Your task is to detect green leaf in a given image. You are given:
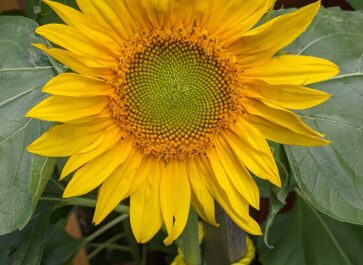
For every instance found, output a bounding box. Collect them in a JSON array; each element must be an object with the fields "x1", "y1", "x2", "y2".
[
  {"x1": 43, "y1": 220, "x2": 85, "y2": 265},
  {"x1": 177, "y1": 209, "x2": 201, "y2": 265},
  {"x1": 0, "y1": 16, "x2": 56, "y2": 235},
  {"x1": 283, "y1": 9, "x2": 363, "y2": 224},
  {"x1": 0, "y1": 203, "x2": 52, "y2": 265},
  {"x1": 257, "y1": 193, "x2": 363, "y2": 265},
  {"x1": 346, "y1": 0, "x2": 363, "y2": 10},
  {"x1": 30, "y1": 156, "x2": 56, "y2": 210}
]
